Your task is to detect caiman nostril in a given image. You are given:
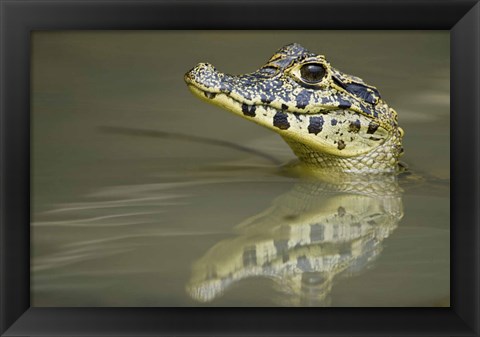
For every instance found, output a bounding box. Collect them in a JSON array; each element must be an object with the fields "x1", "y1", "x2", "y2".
[
  {"x1": 198, "y1": 62, "x2": 215, "y2": 70},
  {"x1": 192, "y1": 62, "x2": 217, "y2": 73}
]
